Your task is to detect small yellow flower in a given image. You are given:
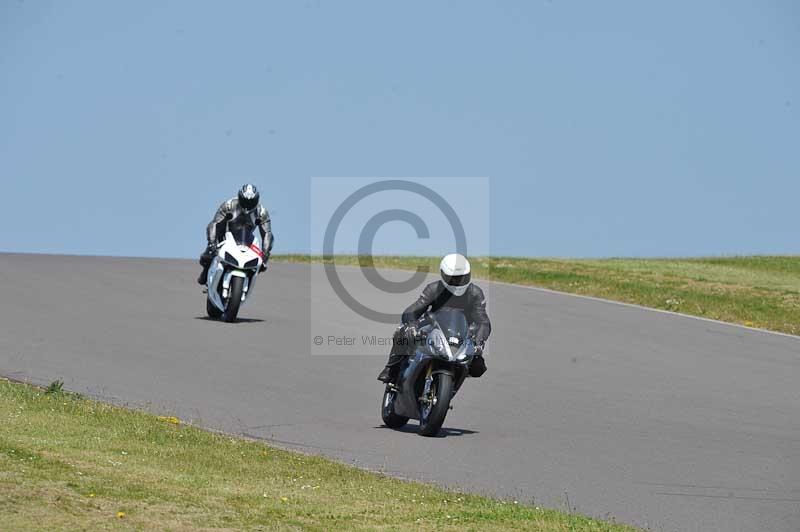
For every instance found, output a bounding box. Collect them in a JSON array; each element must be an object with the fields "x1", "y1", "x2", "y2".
[
  {"x1": 117, "y1": 511, "x2": 126, "y2": 518},
  {"x1": 280, "y1": 497, "x2": 288, "y2": 502},
  {"x1": 157, "y1": 416, "x2": 181, "y2": 425},
  {"x1": 88, "y1": 493, "x2": 95, "y2": 498}
]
